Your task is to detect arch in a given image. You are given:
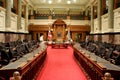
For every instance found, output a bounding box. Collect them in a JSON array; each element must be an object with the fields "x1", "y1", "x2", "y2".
[{"x1": 52, "y1": 18, "x2": 67, "y2": 28}]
